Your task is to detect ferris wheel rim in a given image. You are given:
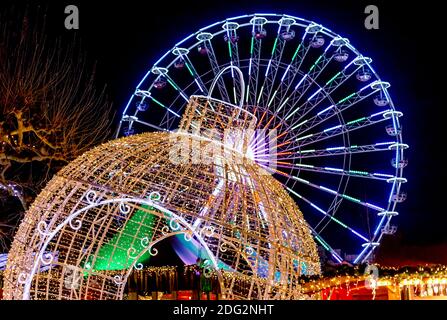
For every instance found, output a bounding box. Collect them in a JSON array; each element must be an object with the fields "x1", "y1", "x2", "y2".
[{"x1": 117, "y1": 12, "x2": 407, "y2": 264}]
